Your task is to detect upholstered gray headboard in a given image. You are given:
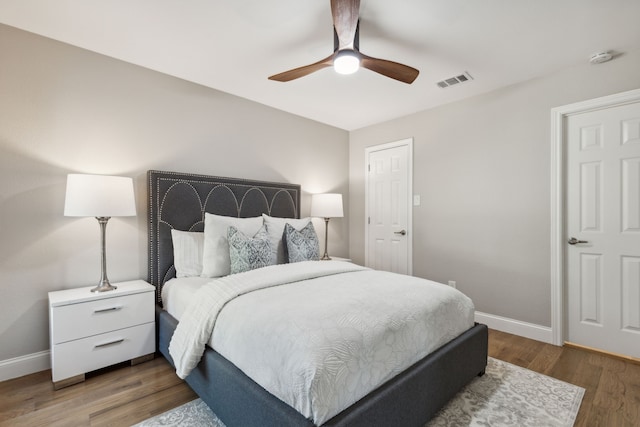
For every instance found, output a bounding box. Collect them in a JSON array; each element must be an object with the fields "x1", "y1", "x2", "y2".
[{"x1": 148, "y1": 170, "x2": 300, "y2": 302}]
